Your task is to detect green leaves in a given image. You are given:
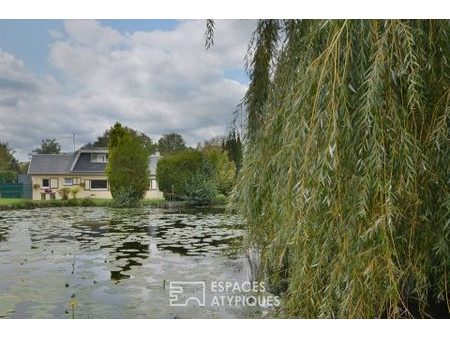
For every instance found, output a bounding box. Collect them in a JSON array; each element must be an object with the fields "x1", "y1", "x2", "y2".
[
  {"x1": 106, "y1": 123, "x2": 150, "y2": 207},
  {"x1": 245, "y1": 19, "x2": 281, "y2": 139},
  {"x1": 233, "y1": 20, "x2": 450, "y2": 318},
  {"x1": 156, "y1": 149, "x2": 217, "y2": 205},
  {"x1": 33, "y1": 138, "x2": 61, "y2": 154}
]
